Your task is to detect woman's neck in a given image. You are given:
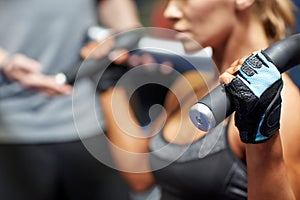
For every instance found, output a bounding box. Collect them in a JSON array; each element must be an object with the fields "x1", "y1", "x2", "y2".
[{"x1": 212, "y1": 13, "x2": 269, "y2": 73}]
